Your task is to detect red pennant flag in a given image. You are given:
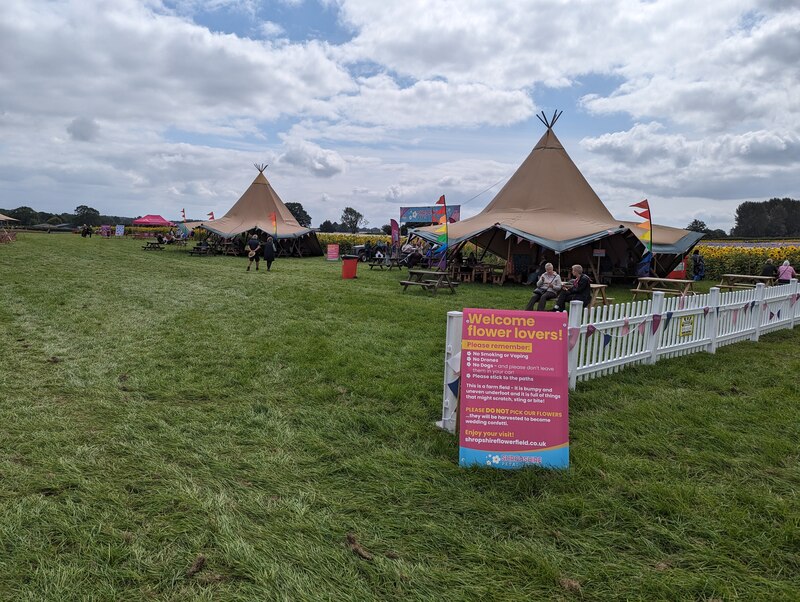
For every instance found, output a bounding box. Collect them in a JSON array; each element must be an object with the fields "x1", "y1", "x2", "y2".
[
  {"x1": 651, "y1": 314, "x2": 662, "y2": 334},
  {"x1": 630, "y1": 199, "x2": 650, "y2": 209},
  {"x1": 207, "y1": 211, "x2": 215, "y2": 220},
  {"x1": 586, "y1": 324, "x2": 597, "y2": 338},
  {"x1": 621, "y1": 317, "x2": 630, "y2": 336},
  {"x1": 436, "y1": 195, "x2": 445, "y2": 205},
  {"x1": 637, "y1": 321, "x2": 646, "y2": 335},
  {"x1": 181, "y1": 208, "x2": 186, "y2": 220},
  {"x1": 634, "y1": 209, "x2": 651, "y2": 219}
]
